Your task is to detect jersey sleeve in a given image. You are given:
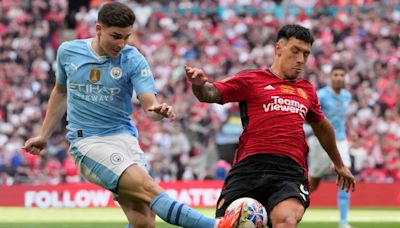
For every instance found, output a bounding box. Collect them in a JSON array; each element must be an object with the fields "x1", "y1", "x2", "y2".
[
  {"x1": 56, "y1": 43, "x2": 67, "y2": 85},
  {"x1": 213, "y1": 71, "x2": 251, "y2": 104},
  {"x1": 305, "y1": 85, "x2": 325, "y2": 123},
  {"x1": 130, "y1": 53, "x2": 156, "y2": 96}
]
